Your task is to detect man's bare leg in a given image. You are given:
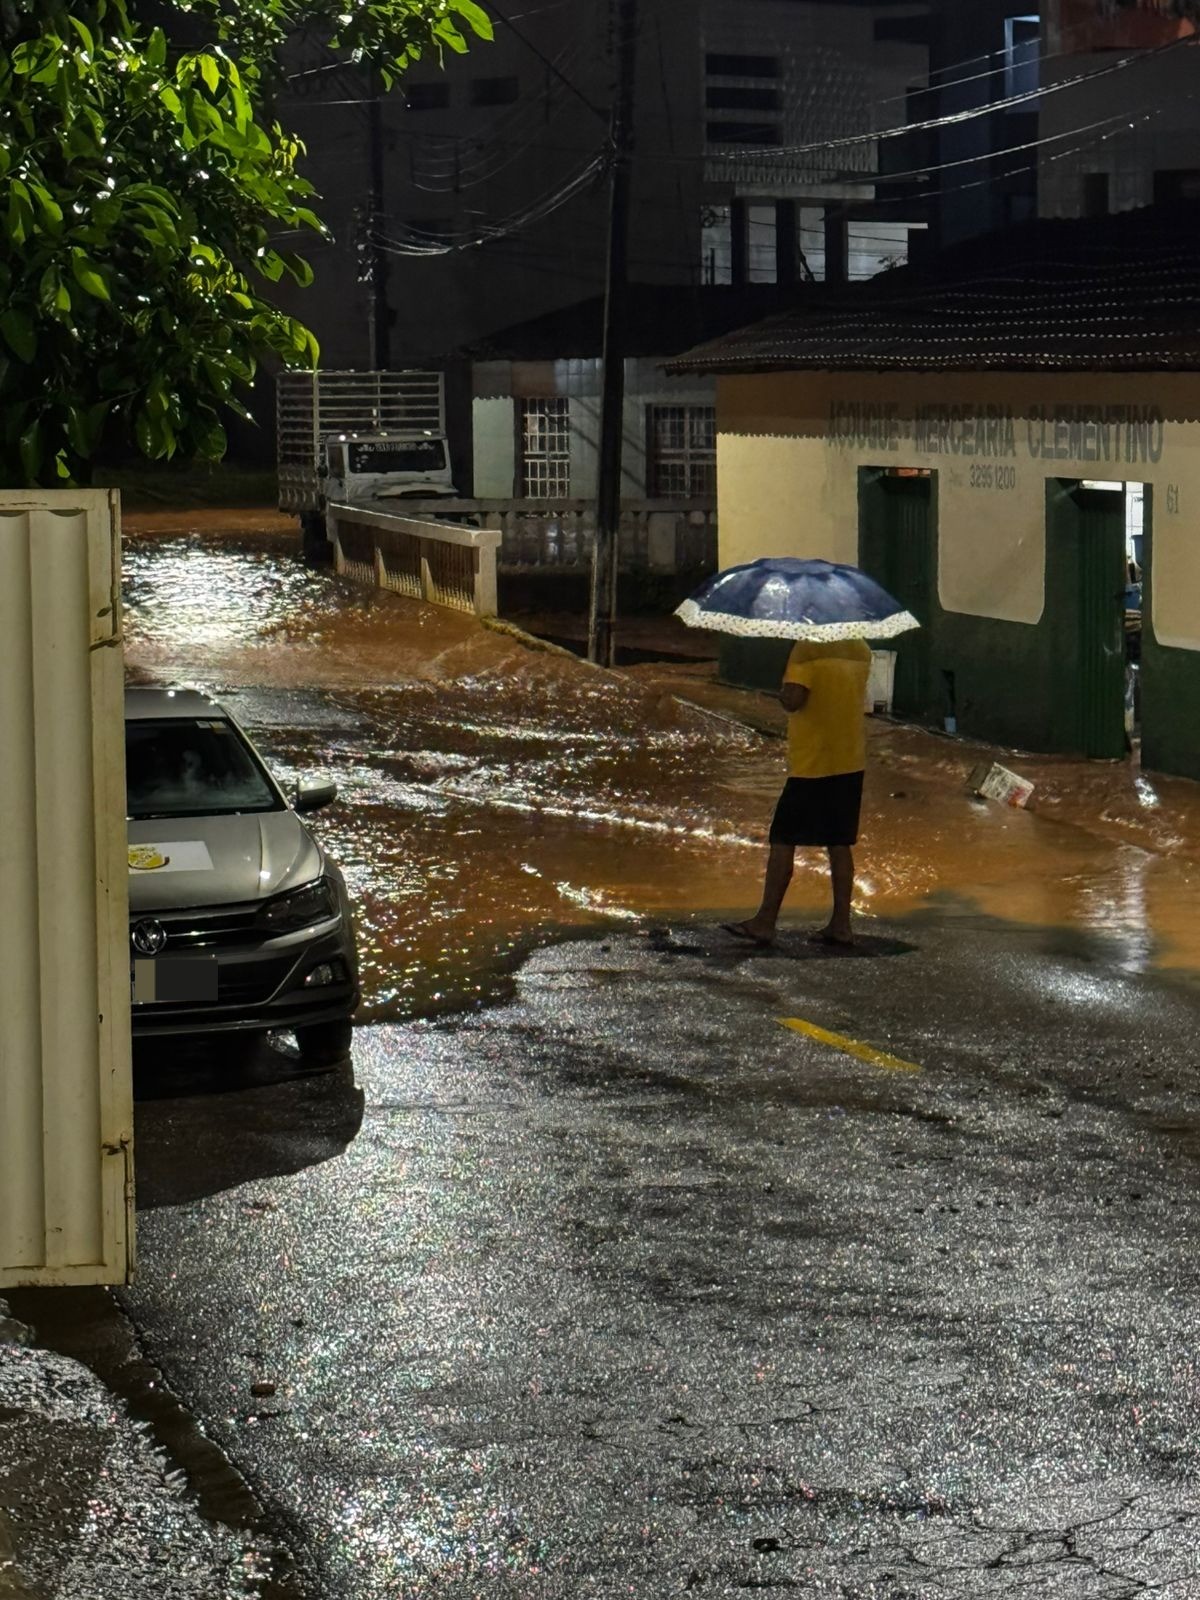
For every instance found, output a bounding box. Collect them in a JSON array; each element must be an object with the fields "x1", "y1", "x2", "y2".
[
  {"x1": 813, "y1": 845, "x2": 854, "y2": 945},
  {"x1": 726, "y1": 843, "x2": 795, "y2": 945}
]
